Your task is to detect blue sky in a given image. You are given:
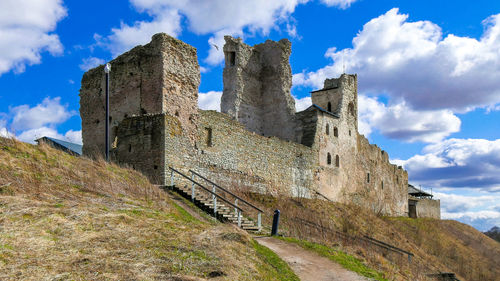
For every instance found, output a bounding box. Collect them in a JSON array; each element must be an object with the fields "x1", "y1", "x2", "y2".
[{"x1": 1, "y1": 0, "x2": 499, "y2": 231}]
